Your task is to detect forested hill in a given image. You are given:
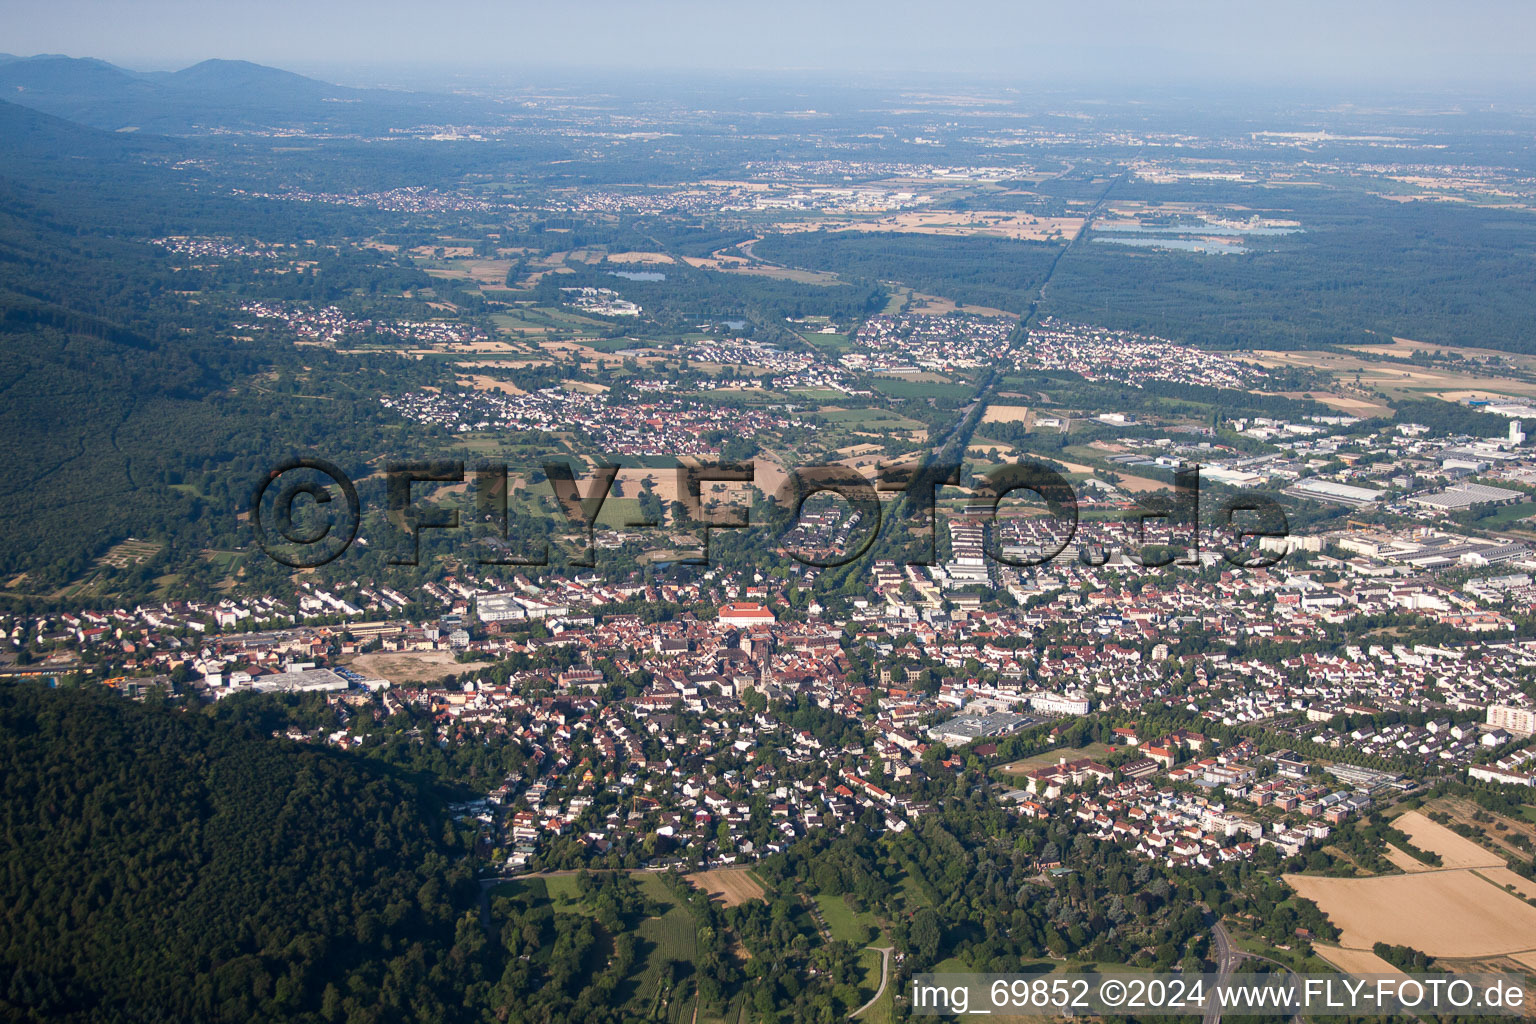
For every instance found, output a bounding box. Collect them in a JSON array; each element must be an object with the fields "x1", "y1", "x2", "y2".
[
  {"x1": 0, "y1": 684, "x2": 482, "y2": 1023},
  {"x1": 0, "y1": 103, "x2": 439, "y2": 592},
  {"x1": 0, "y1": 56, "x2": 479, "y2": 135}
]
